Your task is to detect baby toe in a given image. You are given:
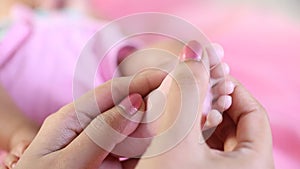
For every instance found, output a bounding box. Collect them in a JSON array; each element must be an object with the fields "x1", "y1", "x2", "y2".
[
  {"x1": 206, "y1": 43, "x2": 224, "y2": 68},
  {"x1": 212, "y1": 80, "x2": 234, "y2": 98},
  {"x1": 211, "y1": 62, "x2": 230, "y2": 79},
  {"x1": 202, "y1": 109, "x2": 223, "y2": 131},
  {"x1": 213, "y1": 95, "x2": 232, "y2": 112}
]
